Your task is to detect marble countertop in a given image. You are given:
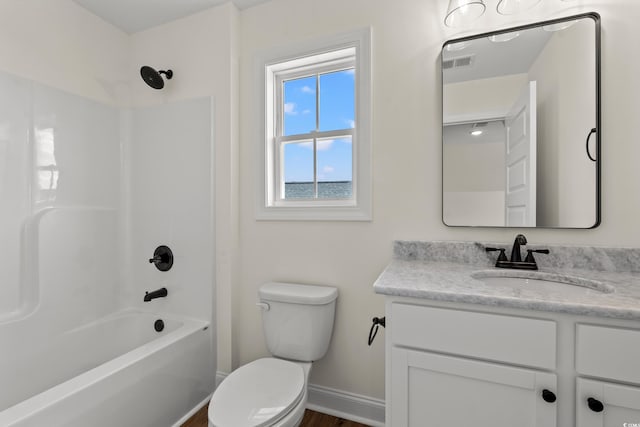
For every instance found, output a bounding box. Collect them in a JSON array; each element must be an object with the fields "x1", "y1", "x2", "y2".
[{"x1": 373, "y1": 241, "x2": 640, "y2": 320}]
